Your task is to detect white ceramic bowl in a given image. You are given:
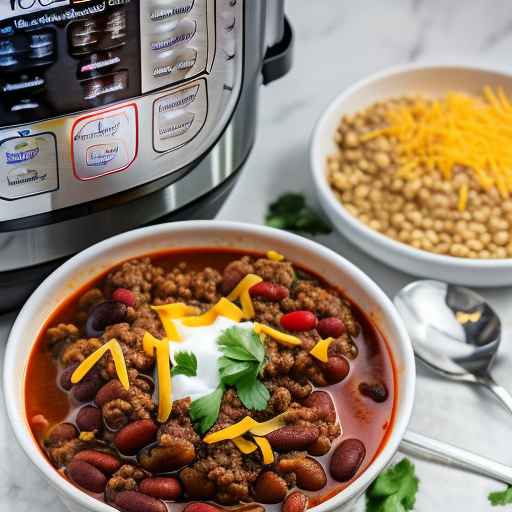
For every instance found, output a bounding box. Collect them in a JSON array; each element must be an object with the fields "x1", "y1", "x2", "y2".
[
  {"x1": 3, "y1": 221, "x2": 415, "y2": 512},
  {"x1": 311, "y1": 64, "x2": 512, "y2": 287}
]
